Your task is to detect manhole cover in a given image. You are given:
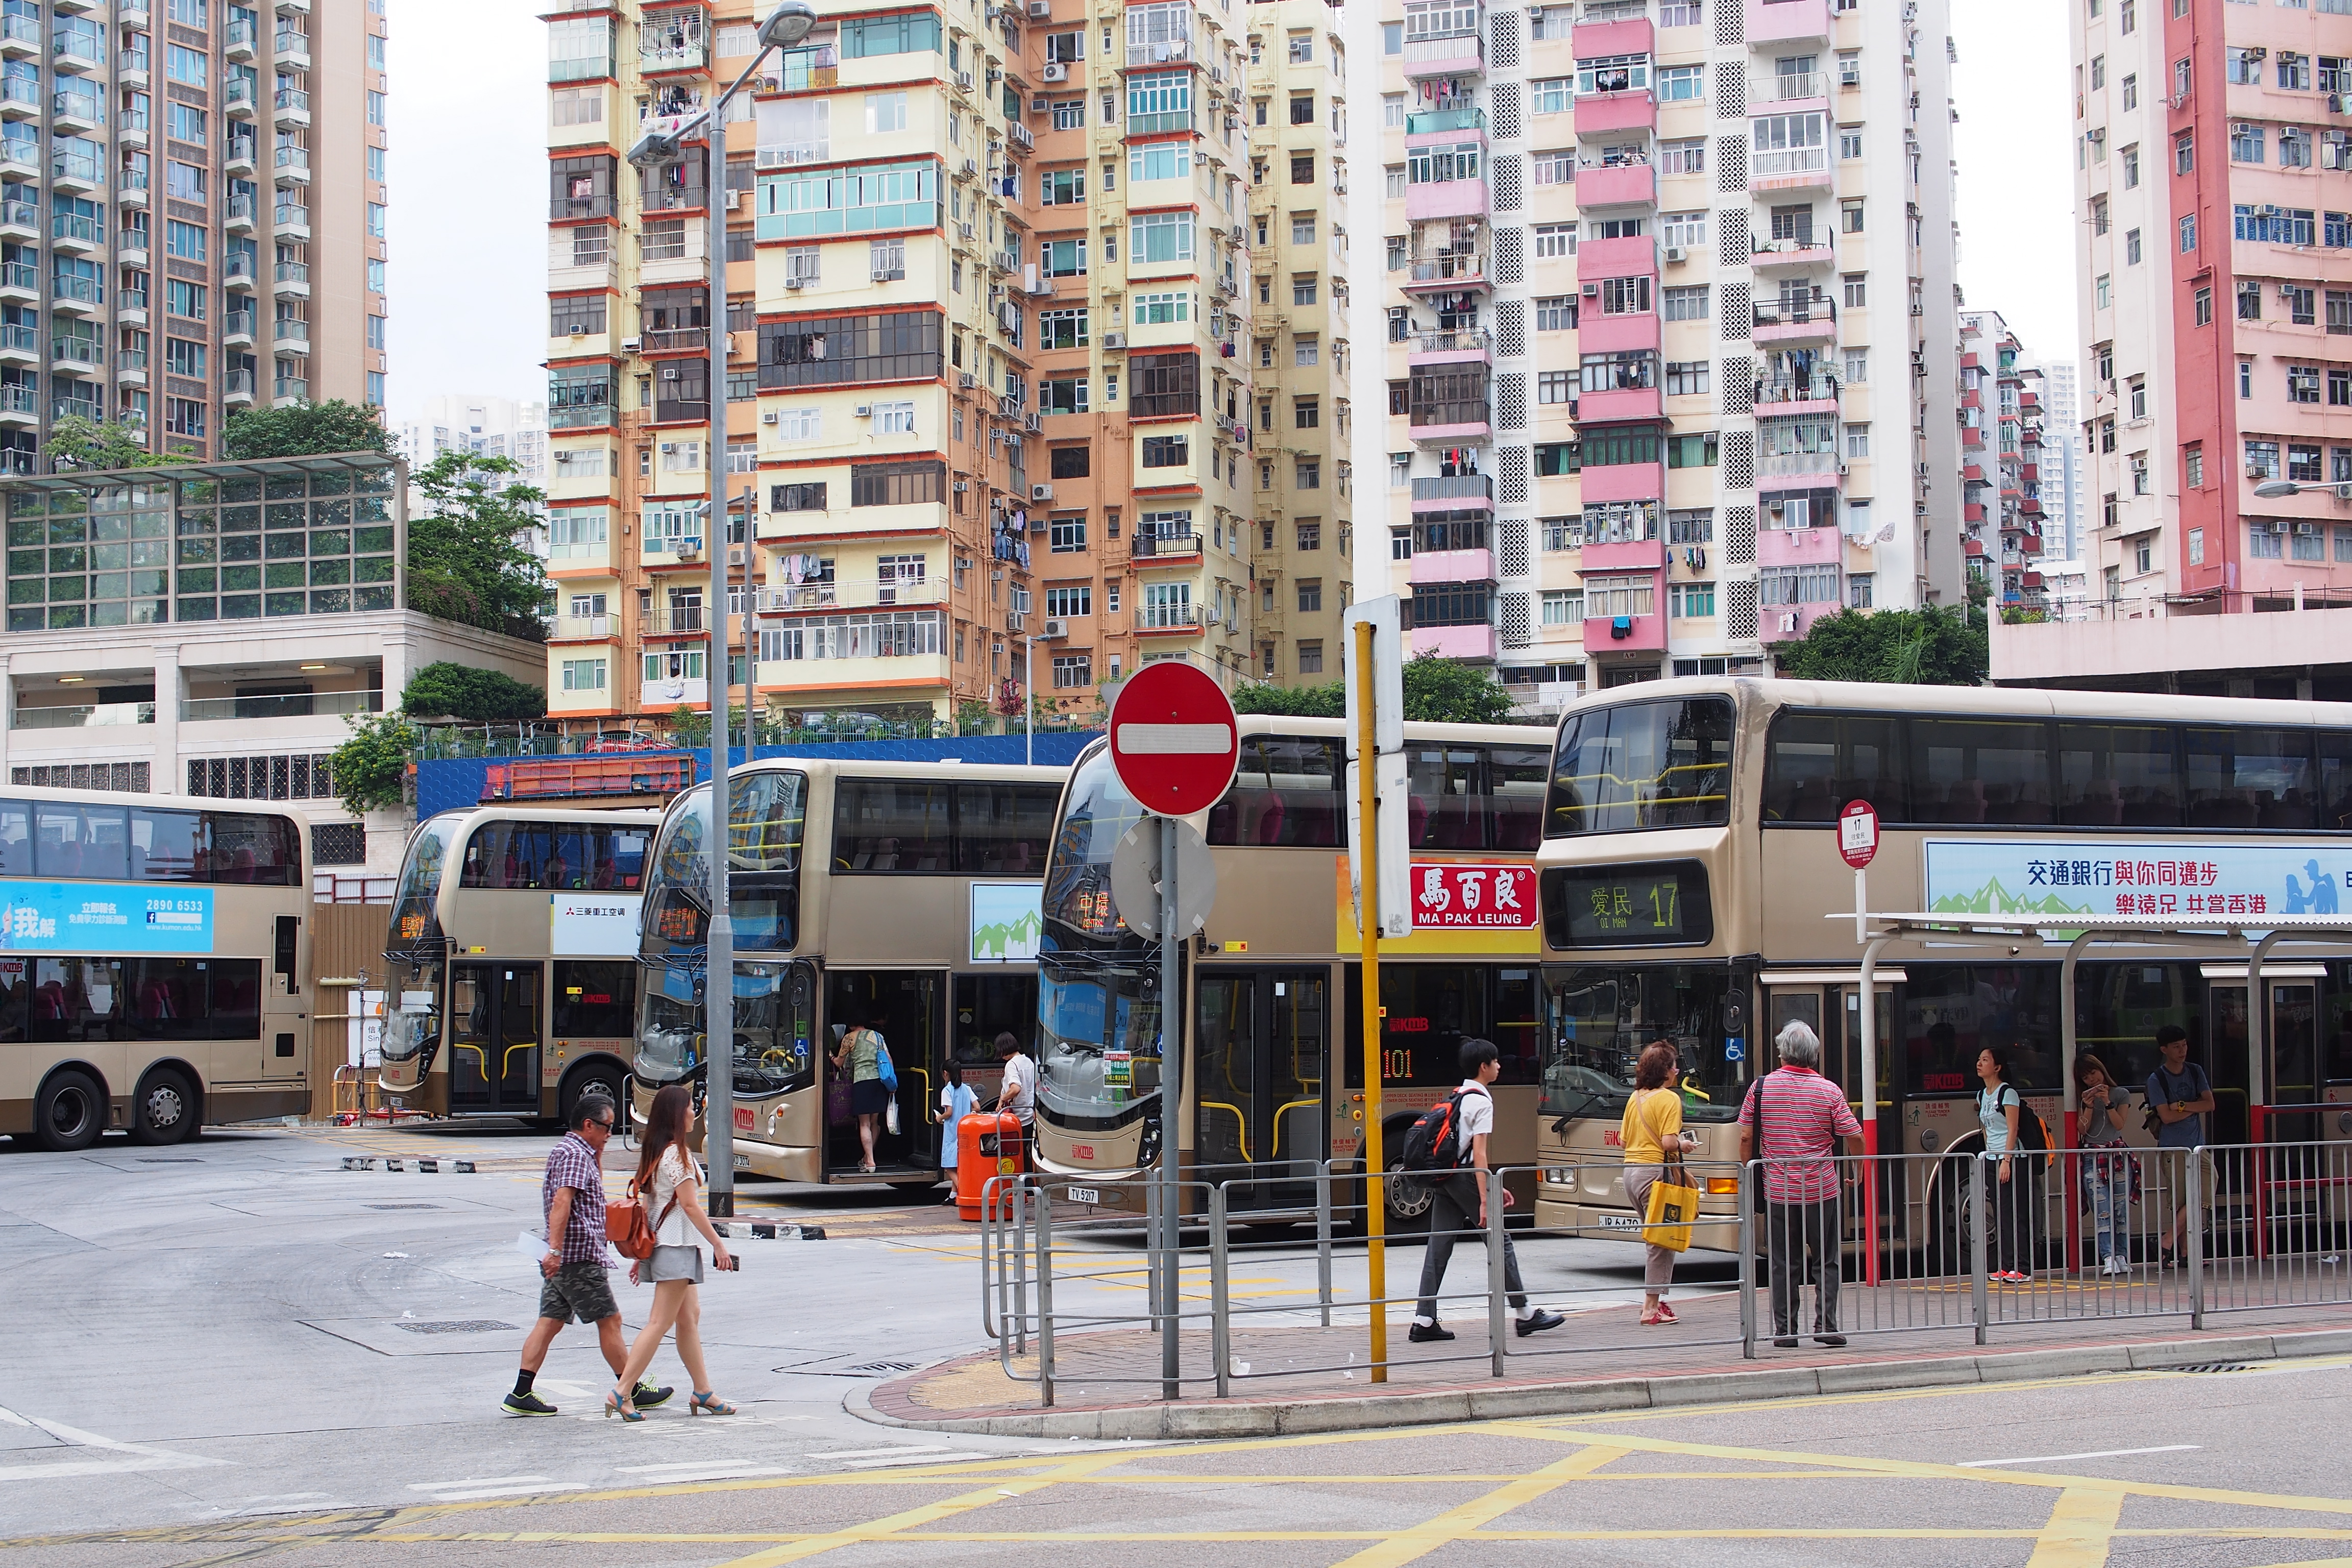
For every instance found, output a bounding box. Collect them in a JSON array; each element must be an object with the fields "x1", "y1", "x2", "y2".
[
  {"x1": 841, "y1": 1361, "x2": 918, "y2": 1376},
  {"x1": 393, "y1": 1320, "x2": 518, "y2": 1335},
  {"x1": 366, "y1": 1203, "x2": 442, "y2": 1210}
]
